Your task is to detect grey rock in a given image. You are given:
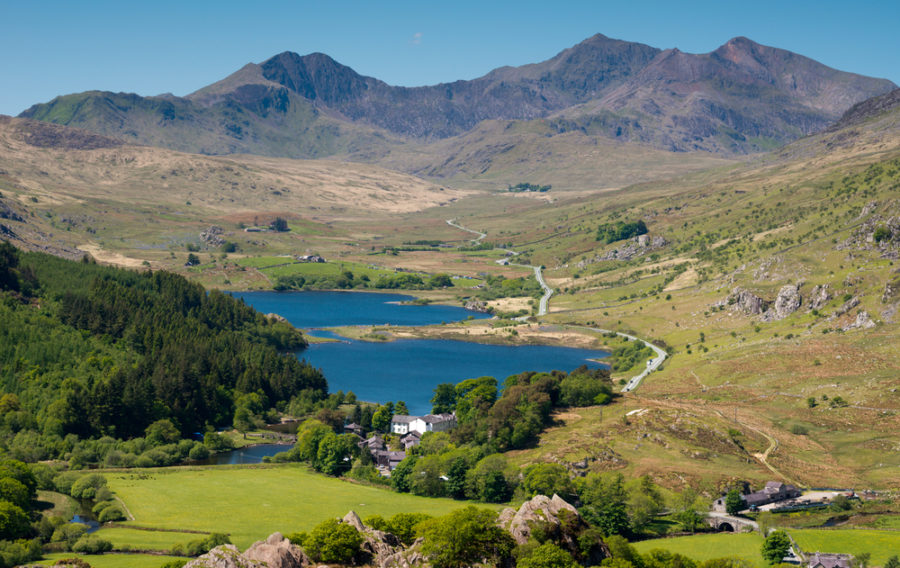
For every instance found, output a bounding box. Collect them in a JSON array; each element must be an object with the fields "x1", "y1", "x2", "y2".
[
  {"x1": 464, "y1": 299, "x2": 490, "y2": 313},
  {"x1": 499, "y1": 494, "x2": 580, "y2": 545},
  {"x1": 773, "y1": 284, "x2": 802, "y2": 319},
  {"x1": 729, "y1": 287, "x2": 769, "y2": 315},
  {"x1": 184, "y1": 544, "x2": 267, "y2": 568},
  {"x1": 244, "y1": 532, "x2": 310, "y2": 568},
  {"x1": 808, "y1": 284, "x2": 832, "y2": 310},
  {"x1": 844, "y1": 310, "x2": 876, "y2": 331}
]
